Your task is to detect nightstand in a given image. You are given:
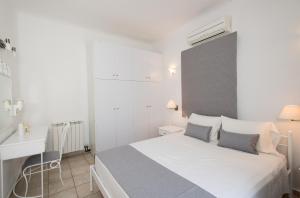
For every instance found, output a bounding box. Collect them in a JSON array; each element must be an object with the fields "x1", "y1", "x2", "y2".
[{"x1": 158, "y1": 125, "x2": 184, "y2": 136}]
